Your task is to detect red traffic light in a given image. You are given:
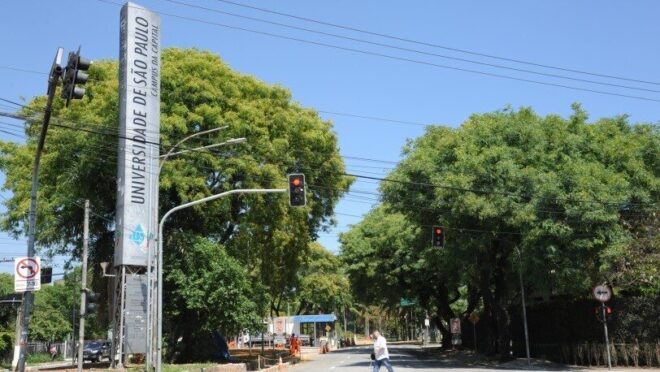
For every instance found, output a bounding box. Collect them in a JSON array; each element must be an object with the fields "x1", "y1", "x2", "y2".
[
  {"x1": 432, "y1": 225, "x2": 445, "y2": 248},
  {"x1": 287, "y1": 173, "x2": 306, "y2": 207}
]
